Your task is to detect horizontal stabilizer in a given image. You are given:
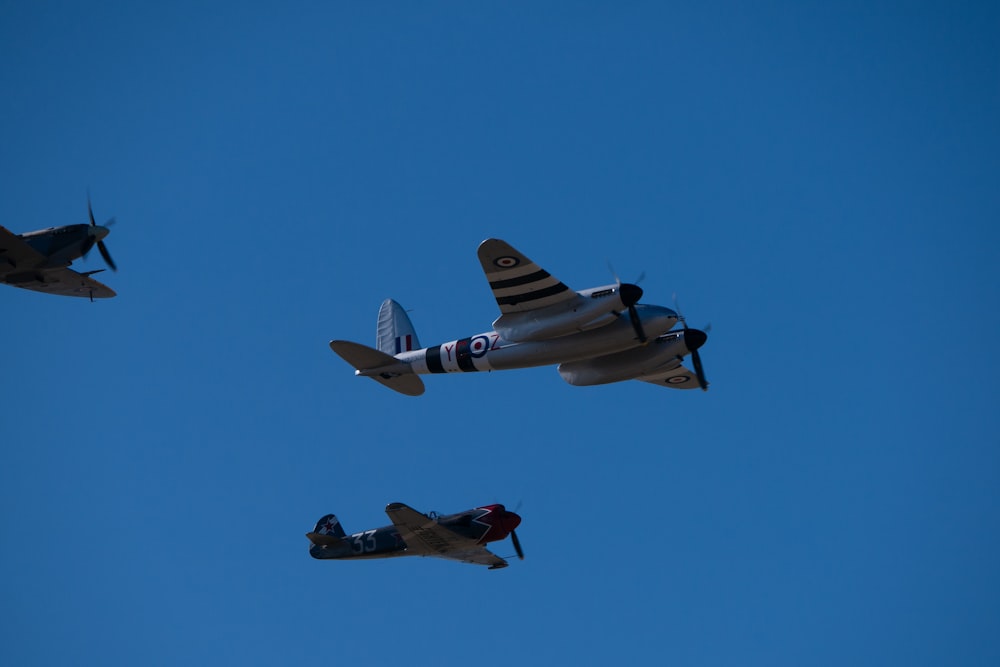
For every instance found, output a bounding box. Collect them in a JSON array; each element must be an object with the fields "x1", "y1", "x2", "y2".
[
  {"x1": 306, "y1": 532, "x2": 346, "y2": 547},
  {"x1": 329, "y1": 340, "x2": 425, "y2": 396},
  {"x1": 330, "y1": 340, "x2": 400, "y2": 370}
]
